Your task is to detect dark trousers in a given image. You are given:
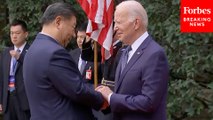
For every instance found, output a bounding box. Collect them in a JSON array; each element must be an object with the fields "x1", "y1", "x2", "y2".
[
  {"x1": 3, "y1": 91, "x2": 30, "y2": 120},
  {"x1": 92, "y1": 109, "x2": 113, "y2": 120}
]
